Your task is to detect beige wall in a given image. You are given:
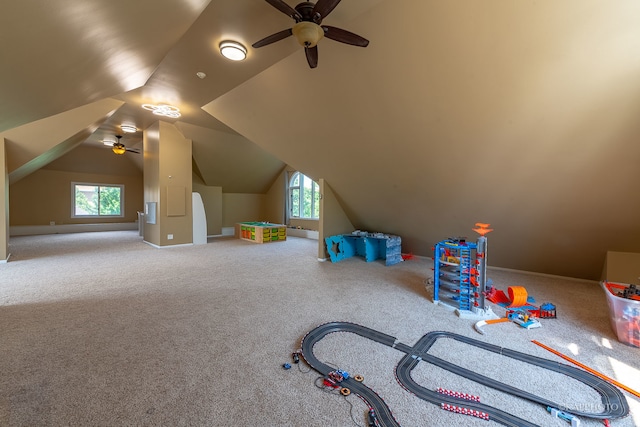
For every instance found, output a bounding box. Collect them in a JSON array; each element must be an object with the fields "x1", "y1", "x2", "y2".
[
  {"x1": 222, "y1": 193, "x2": 265, "y2": 227},
  {"x1": 10, "y1": 169, "x2": 142, "y2": 226},
  {"x1": 143, "y1": 123, "x2": 161, "y2": 245},
  {"x1": 0, "y1": 138, "x2": 8, "y2": 261},
  {"x1": 602, "y1": 251, "x2": 640, "y2": 284},
  {"x1": 143, "y1": 122, "x2": 193, "y2": 246},
  {"x1": 9, "y1": 145, "x2": 143, "y2": 226},
  {"x1": 263, "y1": 168, "x2": 286, "y2": 225},
  {"x1": 318, "y1": 179, "x2": 354, "y2": 259}
]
